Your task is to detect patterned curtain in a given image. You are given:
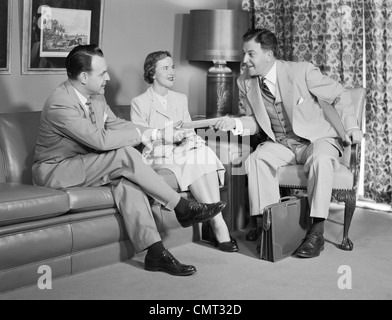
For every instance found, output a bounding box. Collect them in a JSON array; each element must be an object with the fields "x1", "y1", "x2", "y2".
[
  {"x1": 241, "y1": 0, "x2": 364, "y2": 88},
  {"x1": 363, "y1": 1, "x2": 392, "y2": 205}
]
